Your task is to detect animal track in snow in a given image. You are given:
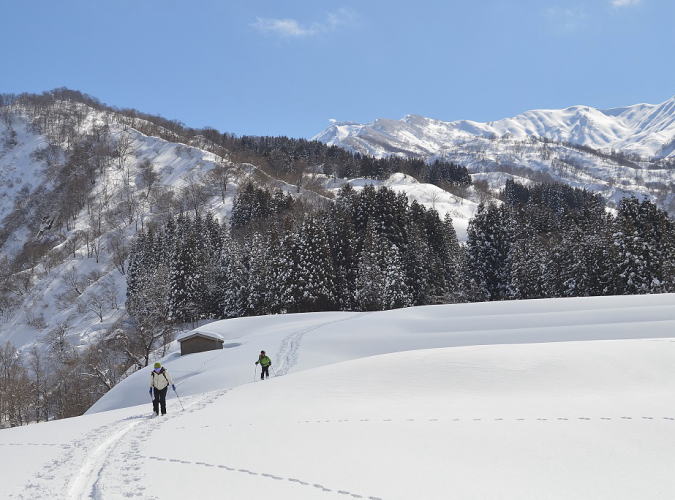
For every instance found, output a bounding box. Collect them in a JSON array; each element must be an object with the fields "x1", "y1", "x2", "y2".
[{"x1": 146, "y1": 455, "x2": 383, "y2": 499}]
